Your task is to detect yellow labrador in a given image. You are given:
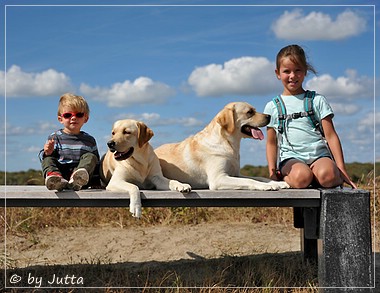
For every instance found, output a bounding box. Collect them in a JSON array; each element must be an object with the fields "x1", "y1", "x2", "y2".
[
  {"x1": 155, "y1": 102, "x2": 289, "y2": 191},
  {"x1": 100, "y1": 119, "x2": 191, "y2": 217}
]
